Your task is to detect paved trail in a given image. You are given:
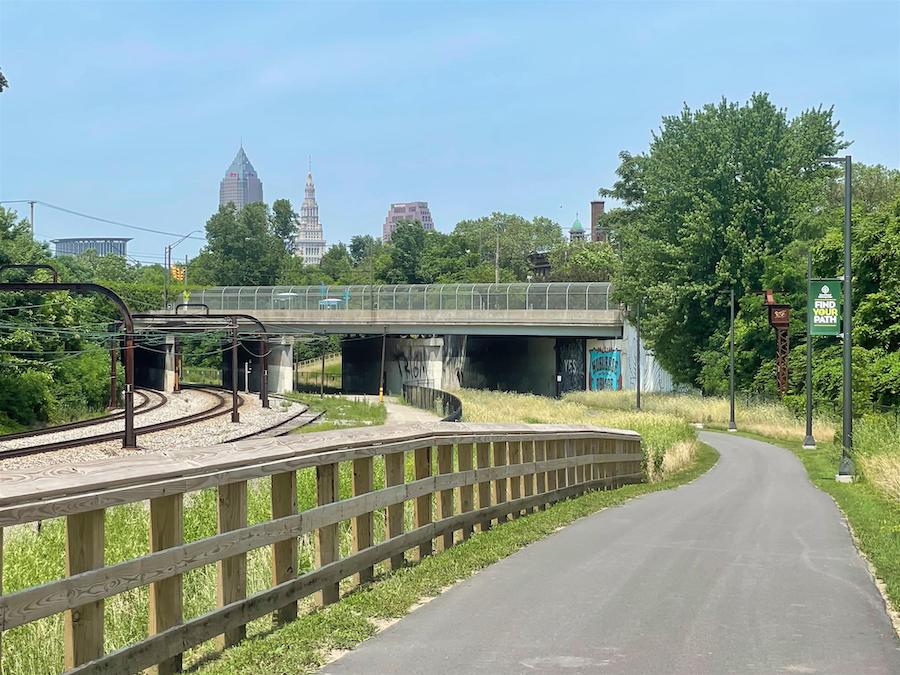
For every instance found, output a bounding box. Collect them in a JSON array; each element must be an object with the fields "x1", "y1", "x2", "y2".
[{"x1": 325, "y1": 432, "x2": 900, "y2": 674}]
